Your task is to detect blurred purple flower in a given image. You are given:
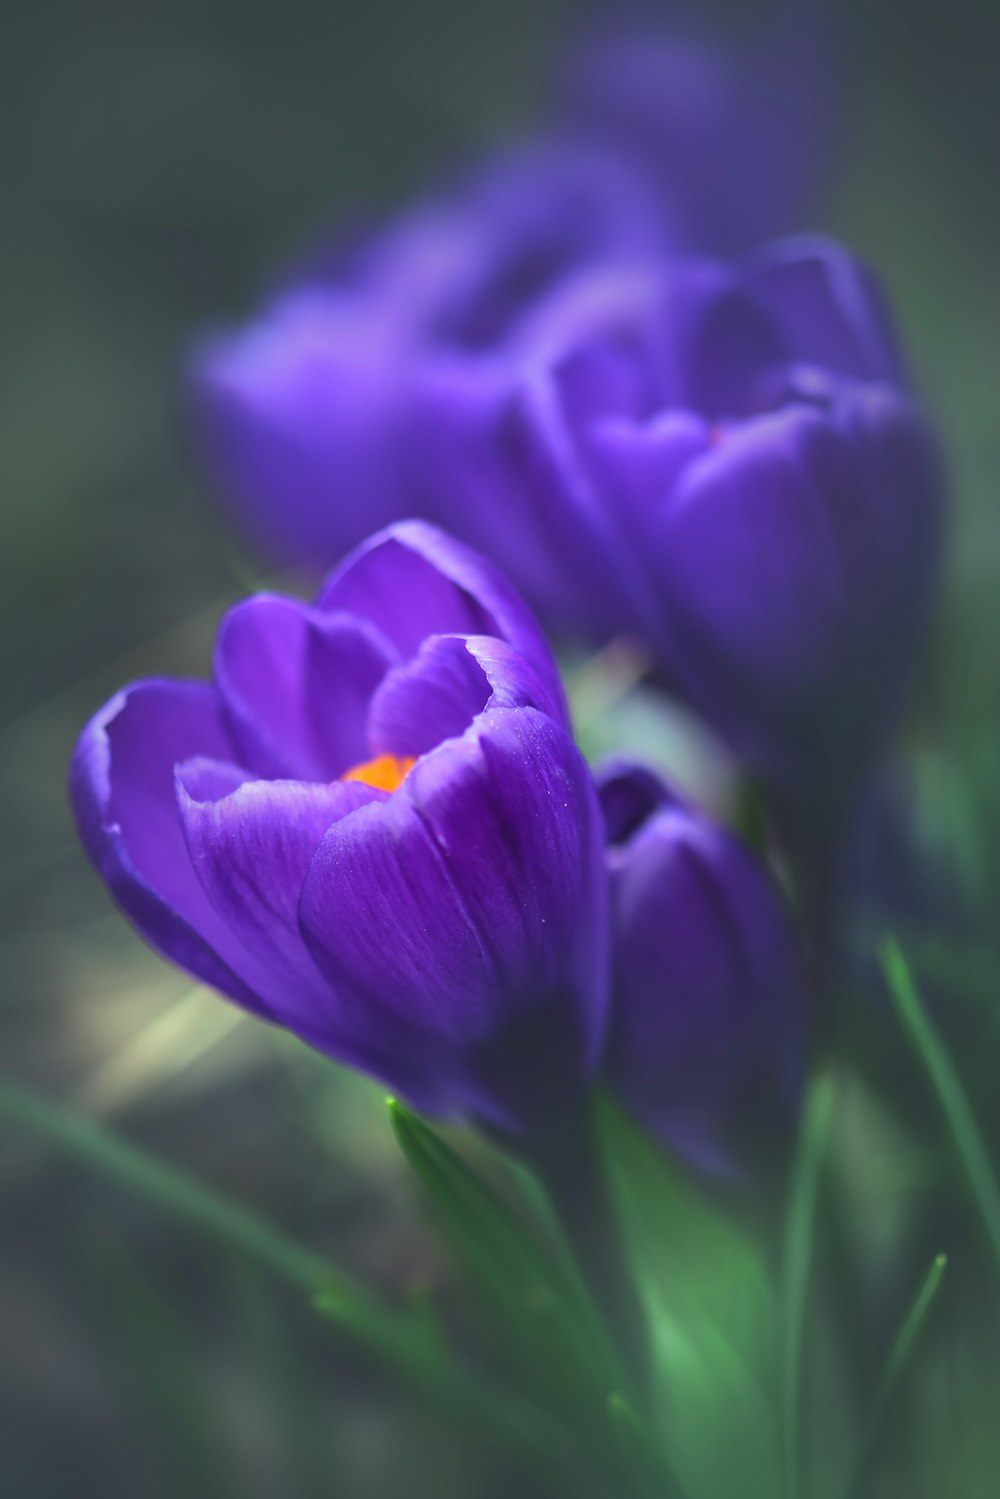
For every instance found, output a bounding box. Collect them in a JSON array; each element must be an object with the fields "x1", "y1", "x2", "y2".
[
  {"x1": 190, "y1": 142, "x2": 666, "y2": 569},
  {"x1": 189, "y1": 7, "x2": 835, "y2": 574},
  {"x1": 598, "y1": 759, "x2": 804, "y2": 1172},
  {"x1": 423, "y1": 237, "x2": 944, "y2": 812},
  {"x1": 69, "y1": 523, "x2": 608, "y2": 1140},
  {"x1": 558, "y1": 3, "x2": 837, "y2": 251}
]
